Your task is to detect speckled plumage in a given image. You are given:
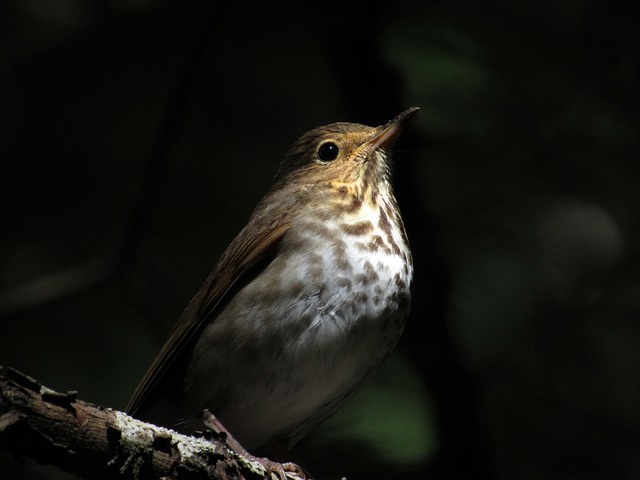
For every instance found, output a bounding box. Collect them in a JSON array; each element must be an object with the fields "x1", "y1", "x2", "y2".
[{"x1": 127, "y1": 108, "x2": 418, "y2": 453}]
